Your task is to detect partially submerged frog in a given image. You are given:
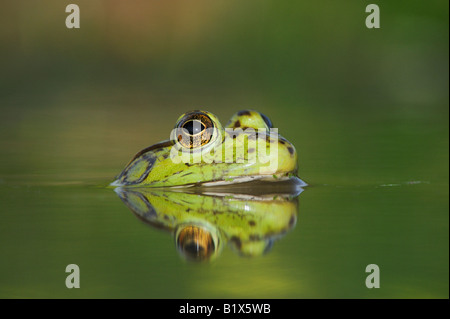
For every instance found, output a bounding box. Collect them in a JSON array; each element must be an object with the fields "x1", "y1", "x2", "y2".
[{"x1": 111, "y1": 110, "x2": 300, "y2": 187}]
